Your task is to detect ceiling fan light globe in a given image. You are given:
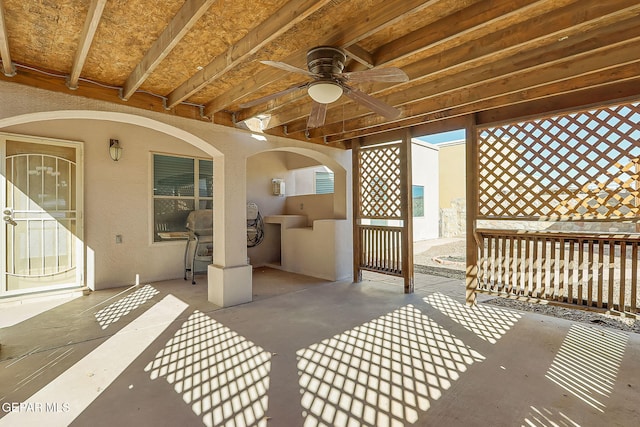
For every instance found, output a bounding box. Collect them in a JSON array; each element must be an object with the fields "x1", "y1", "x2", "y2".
[{"x1": 308, "y1": 82, "x2": 343, "y2": 104}]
